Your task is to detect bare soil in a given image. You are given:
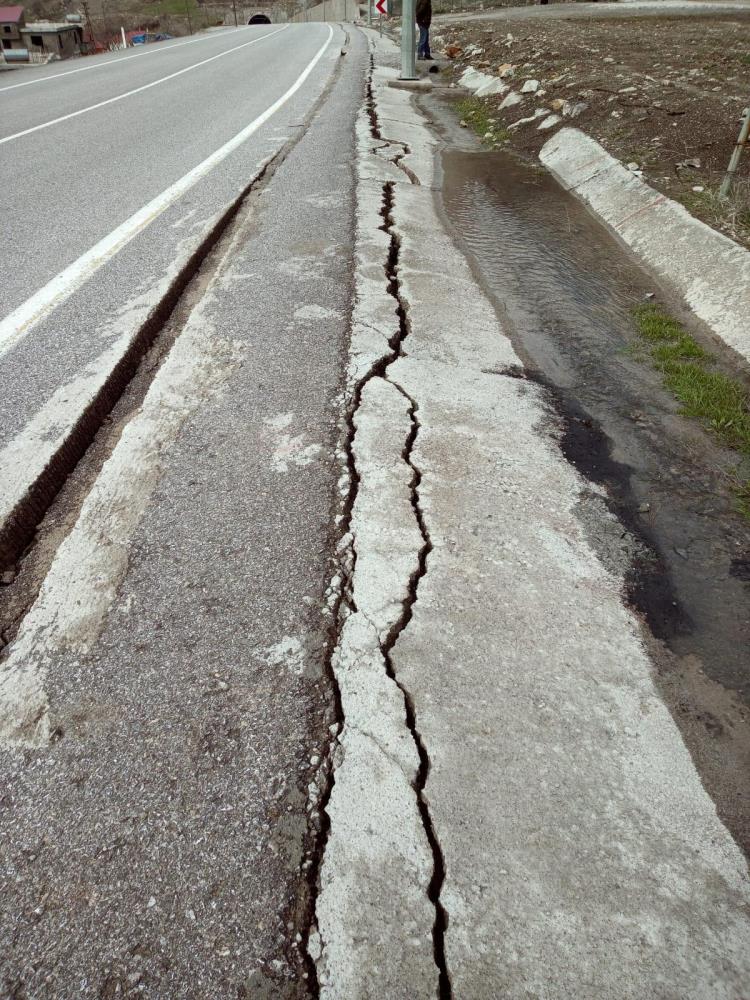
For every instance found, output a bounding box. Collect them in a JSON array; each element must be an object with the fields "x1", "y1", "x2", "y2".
[{"x1": 434, "y1": 12, "x2": 750, "y2": 247}]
